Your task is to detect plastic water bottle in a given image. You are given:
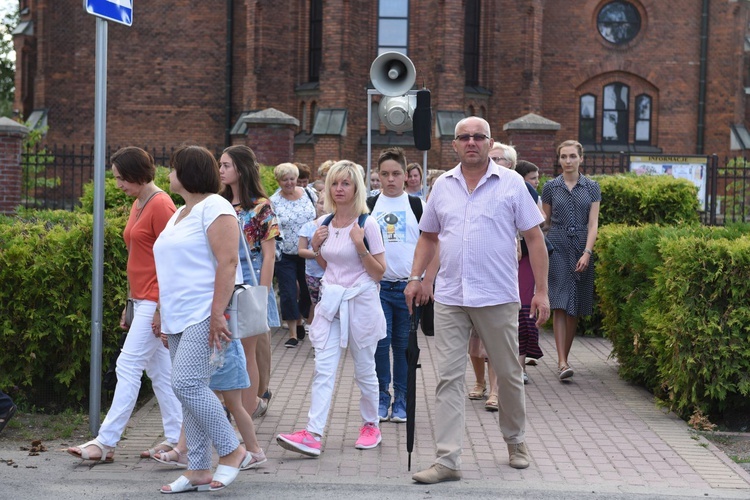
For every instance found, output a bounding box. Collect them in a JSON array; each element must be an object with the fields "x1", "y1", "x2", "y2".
[{"x1": 210, "y1": 340, "x2": 227, "y2": 370}]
